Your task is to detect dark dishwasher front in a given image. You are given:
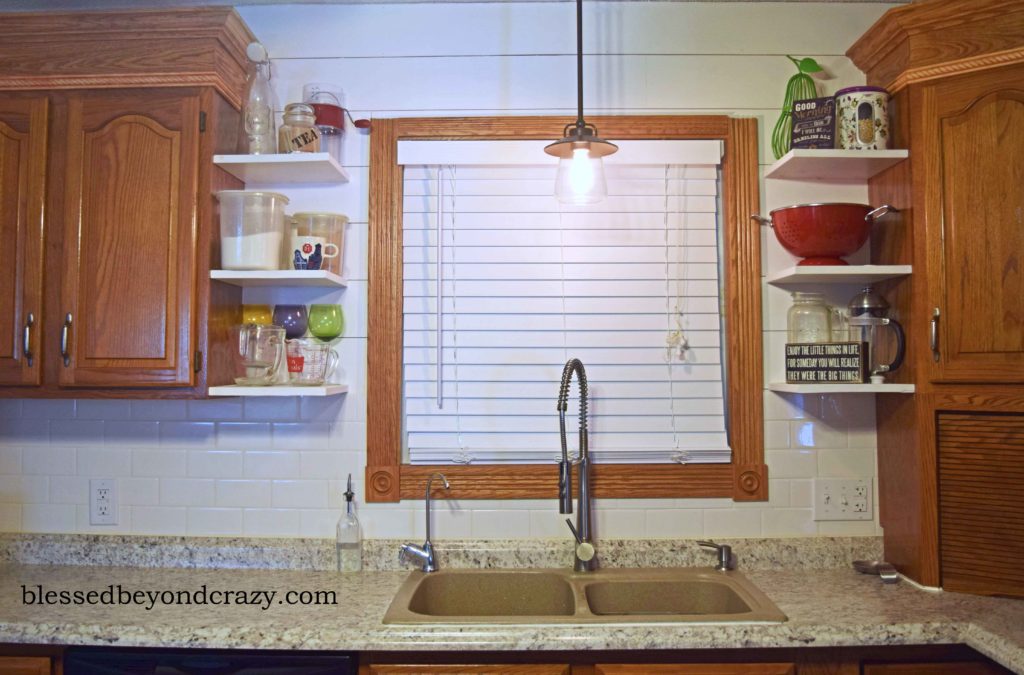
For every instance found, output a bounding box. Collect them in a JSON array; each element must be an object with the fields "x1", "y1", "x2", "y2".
[{"x1": 63, "y1": 647, "x2": 356, "y2": 675}]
